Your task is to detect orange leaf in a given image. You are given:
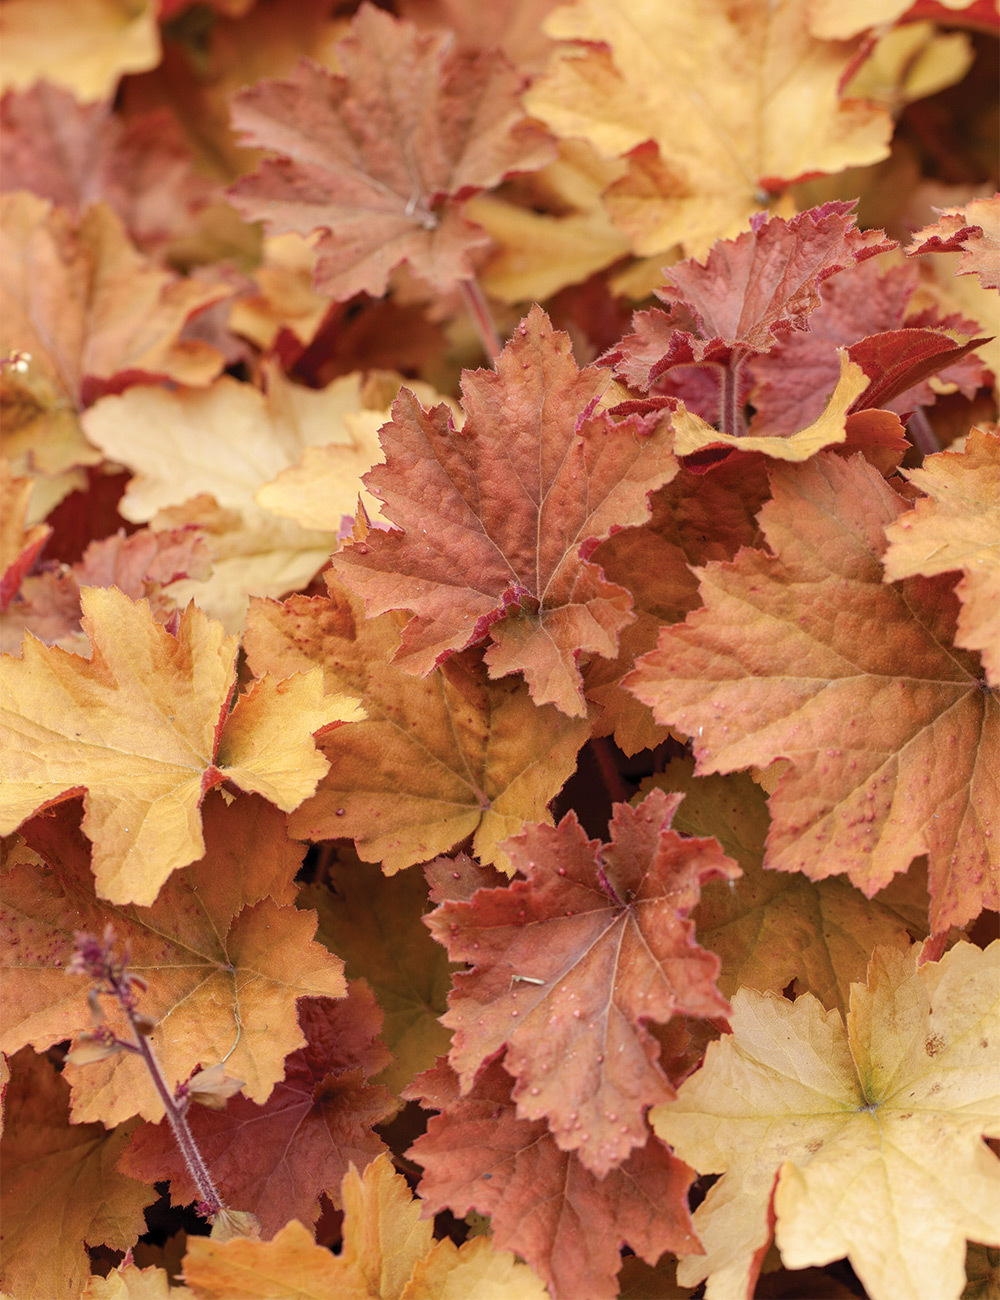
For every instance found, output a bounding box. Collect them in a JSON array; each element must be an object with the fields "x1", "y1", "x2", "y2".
[
  {"x1": 908, "y1": 193, "x2": 1000, "y2": 291},
  {"x1": 0, "y1": 1047, "x2": 154, "y2": 1300},
  {"x1": 0, "y1": 585, "x2": 361, "y2": 904},
  {"x1": 627, "y1": 452, "x2": 999, "y2": 934},
  {"x1": 181, "y1": 1152, "x2": 546, "y2": 1299},
  {"x1": 334, "y1": 306, "x2": 678, "y2": 716},
  {"x1": 3, "y1": 795, "x2": 346, "y2": 1124},
  {"x1": 426, "y1": 789, "x2": 737, "y2": 1174}
]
